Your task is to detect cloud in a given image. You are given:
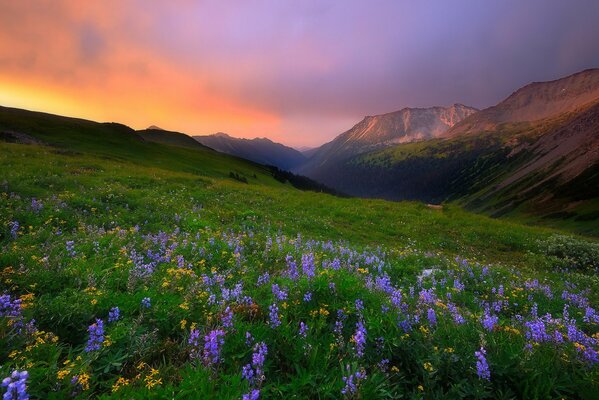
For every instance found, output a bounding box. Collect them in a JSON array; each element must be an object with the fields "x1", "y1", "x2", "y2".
[{"x1": 0, "y1": 0, "x2": 598, "y2": 146}]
